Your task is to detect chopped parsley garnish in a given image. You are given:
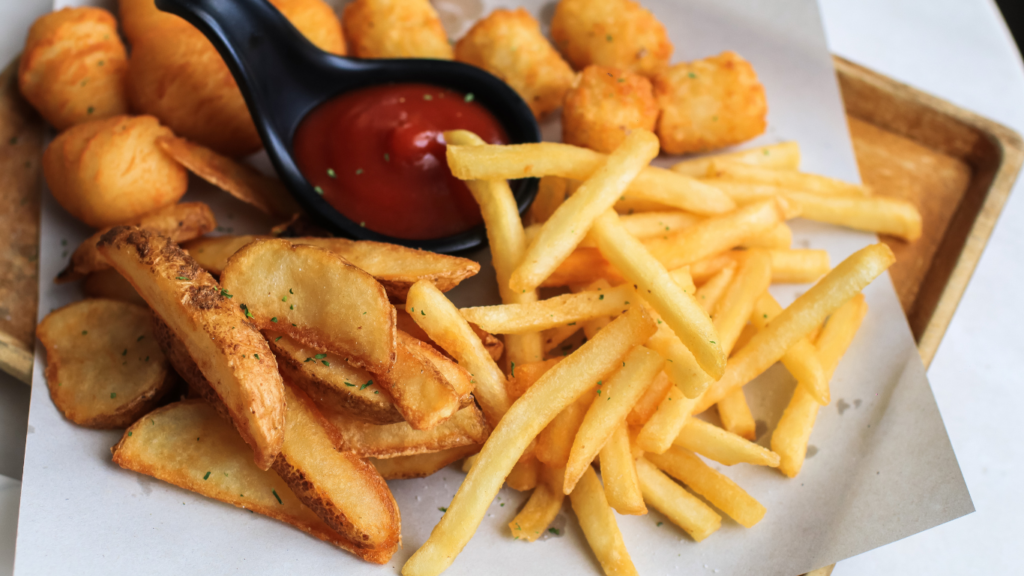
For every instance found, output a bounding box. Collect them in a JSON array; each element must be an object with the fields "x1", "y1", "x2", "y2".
[
  {"x1": 327, "y1": 168, "x2": 336, "y2": 178},
  {"x1": 420, "y1": 310, "x2": 426, "y2": 316},
  {"x1": 271, "y1": 317, "x2": 278, "y2": 323},
  {"x1": 176, "y1": 276, "x2": 189, "y2": 281},
  {"x1": 121, "y1": 349, "x2": 127, "y2": 356},
  {"x1": 464, "y1": 93, "x2": 475, "y2": 102},
  {"x1": 568, "y1": 322, "x2": 576, "y2": 326},
  {"x1": 240, "y1": 304, "x2": 254, "y2": 318},
  {"x1": 110, "y1": 392, "x2": 117, "y2": 399},
  {"x1": 688, "y1": 72, "x2": 697, "y2": 79},
  {"x1": 657, "y1": 521, "x2": 663, "y2": 527},
  {"x1": 599, "y1": 294, "x2": 604, "y2": 300},
  {"x1": 272, "y1": 489, "x2": 282, "y2": 504},
  {"x1": 355, "y1": 168, "x2": 364, "y2": 175},
  {"x1": 314, "y1": 186, "x2": 324, "y2": 195},
  {"x1": 360, "y1": 380, "x2": 373, "y2": 390},
  {"x1": 322, "y1": 360, "x2": 330, "y2": 366},
  {"x1": 438, "y1": 506, "x2": 447, "y2": 512},
  {"x1": 82, "y1": 330, "x2": 88, "y2": 335},
  {"x1": 423, "y1": 94, "x2": 433, "y2": 101},
  {"x1": 275, "y1": 336, "x2": 282, "y2": 342},
  {"x1": 221, "y1": 288, "x2": 233, "y2": 298},
  {"x1": 254, "y1": 354, "x2": 260, "y2": 360},
  {"x1": 548, "y1": 527, "x2": 560, "y2": 535},
  {"x1": 383, "y1": 153, "x2": 390, "y2": 162},
  {"x1": 127, "y1": 431, "x2": 132, "y2": 436},
  {"x1": 510, "y1": 362, "x2": 515, "y2": 377},
  {"x1": 315, "y1": 353, "x2": 327, "y2": 359},
  {"x1": 344, "y1": 382, "x2": 355, "y2": 387},
  {"x1": 87, "y1": 106, "x2": 94, "y2": 115},
  {"x1": 203, "y1": 471, "x2": 211, "y2": 480},
  {"x1": 606, "y1": 34, "x2": 613, "y2": 42},
  {"x1": 289, "y1": 289, "x2": 294, "y2": 294}
]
